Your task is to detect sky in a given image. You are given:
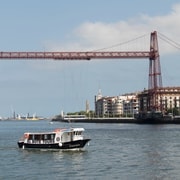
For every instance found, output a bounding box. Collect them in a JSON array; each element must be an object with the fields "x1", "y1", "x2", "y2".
[{"x1": 0, "y1": 0, "x2": 180, "y2": 118}]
